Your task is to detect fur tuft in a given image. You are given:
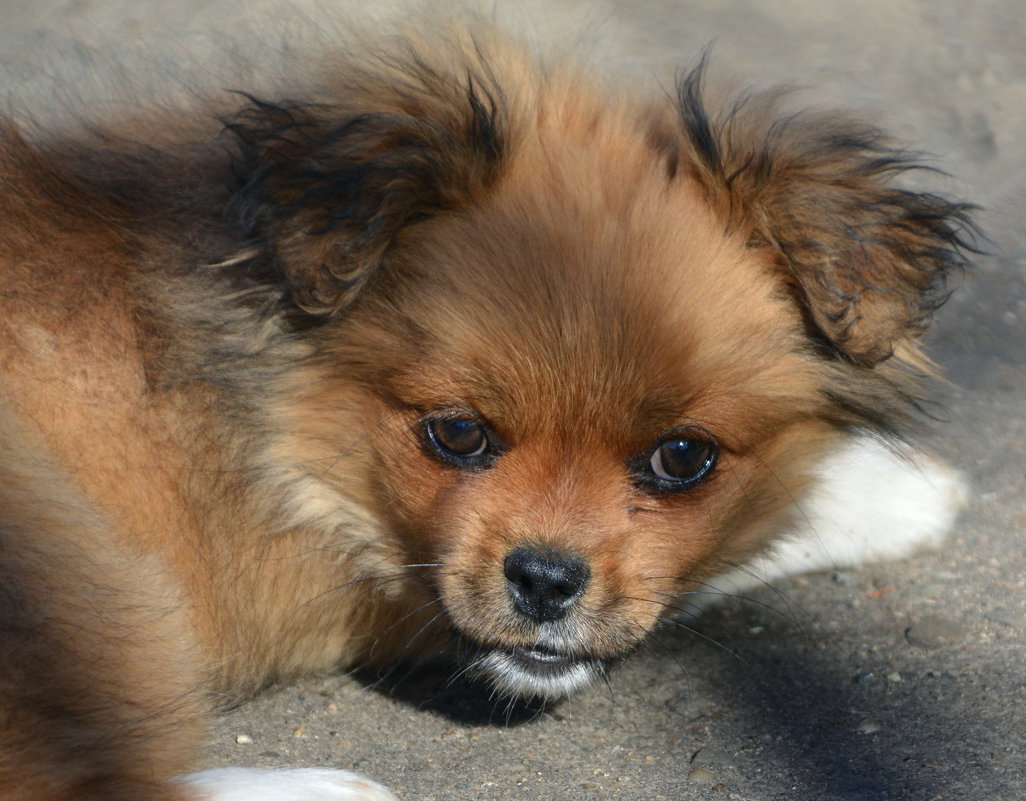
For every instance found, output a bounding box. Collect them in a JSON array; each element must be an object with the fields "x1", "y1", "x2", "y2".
[
  {"x1": 225, "y1": 47, "x2": 510, "y2": 317},
  {"x1": 674, "y1": 60, "x2": 979, "y2": 369}
]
